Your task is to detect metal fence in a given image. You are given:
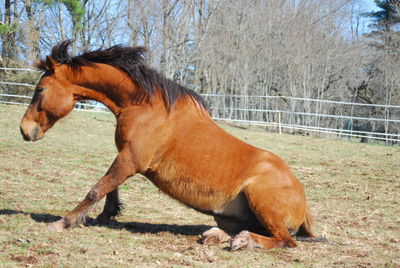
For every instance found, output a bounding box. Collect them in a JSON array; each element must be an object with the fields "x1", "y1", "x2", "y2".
[
  {"x1": 202, "y1": 94, "x2": 400, "y2": 144},
  {"x1": 1, "y1": 68, "x2": 400, "y2": 145}
]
